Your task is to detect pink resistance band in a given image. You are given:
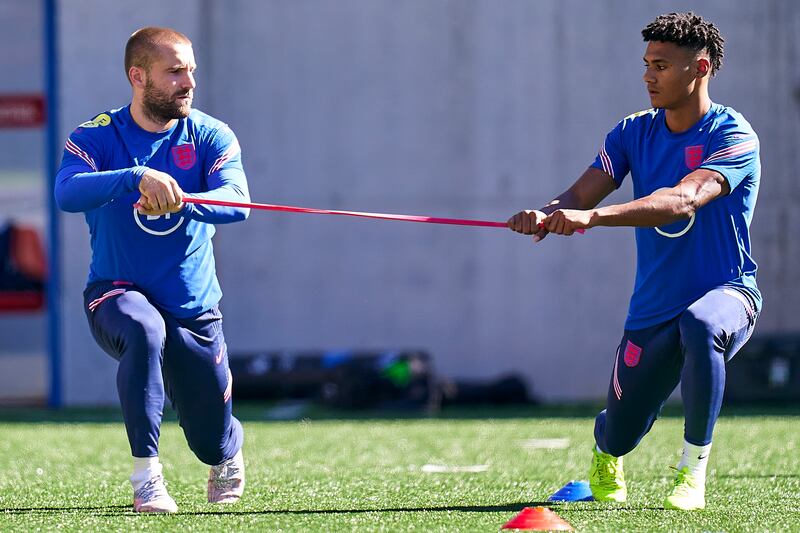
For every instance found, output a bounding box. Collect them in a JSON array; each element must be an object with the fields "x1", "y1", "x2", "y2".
[
  {"x1": 148, "y1": 197, "x2": 584, "y2": 233},
  {"x1": 183, "y1": 197, "x2": 509, "y2": 228}
]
